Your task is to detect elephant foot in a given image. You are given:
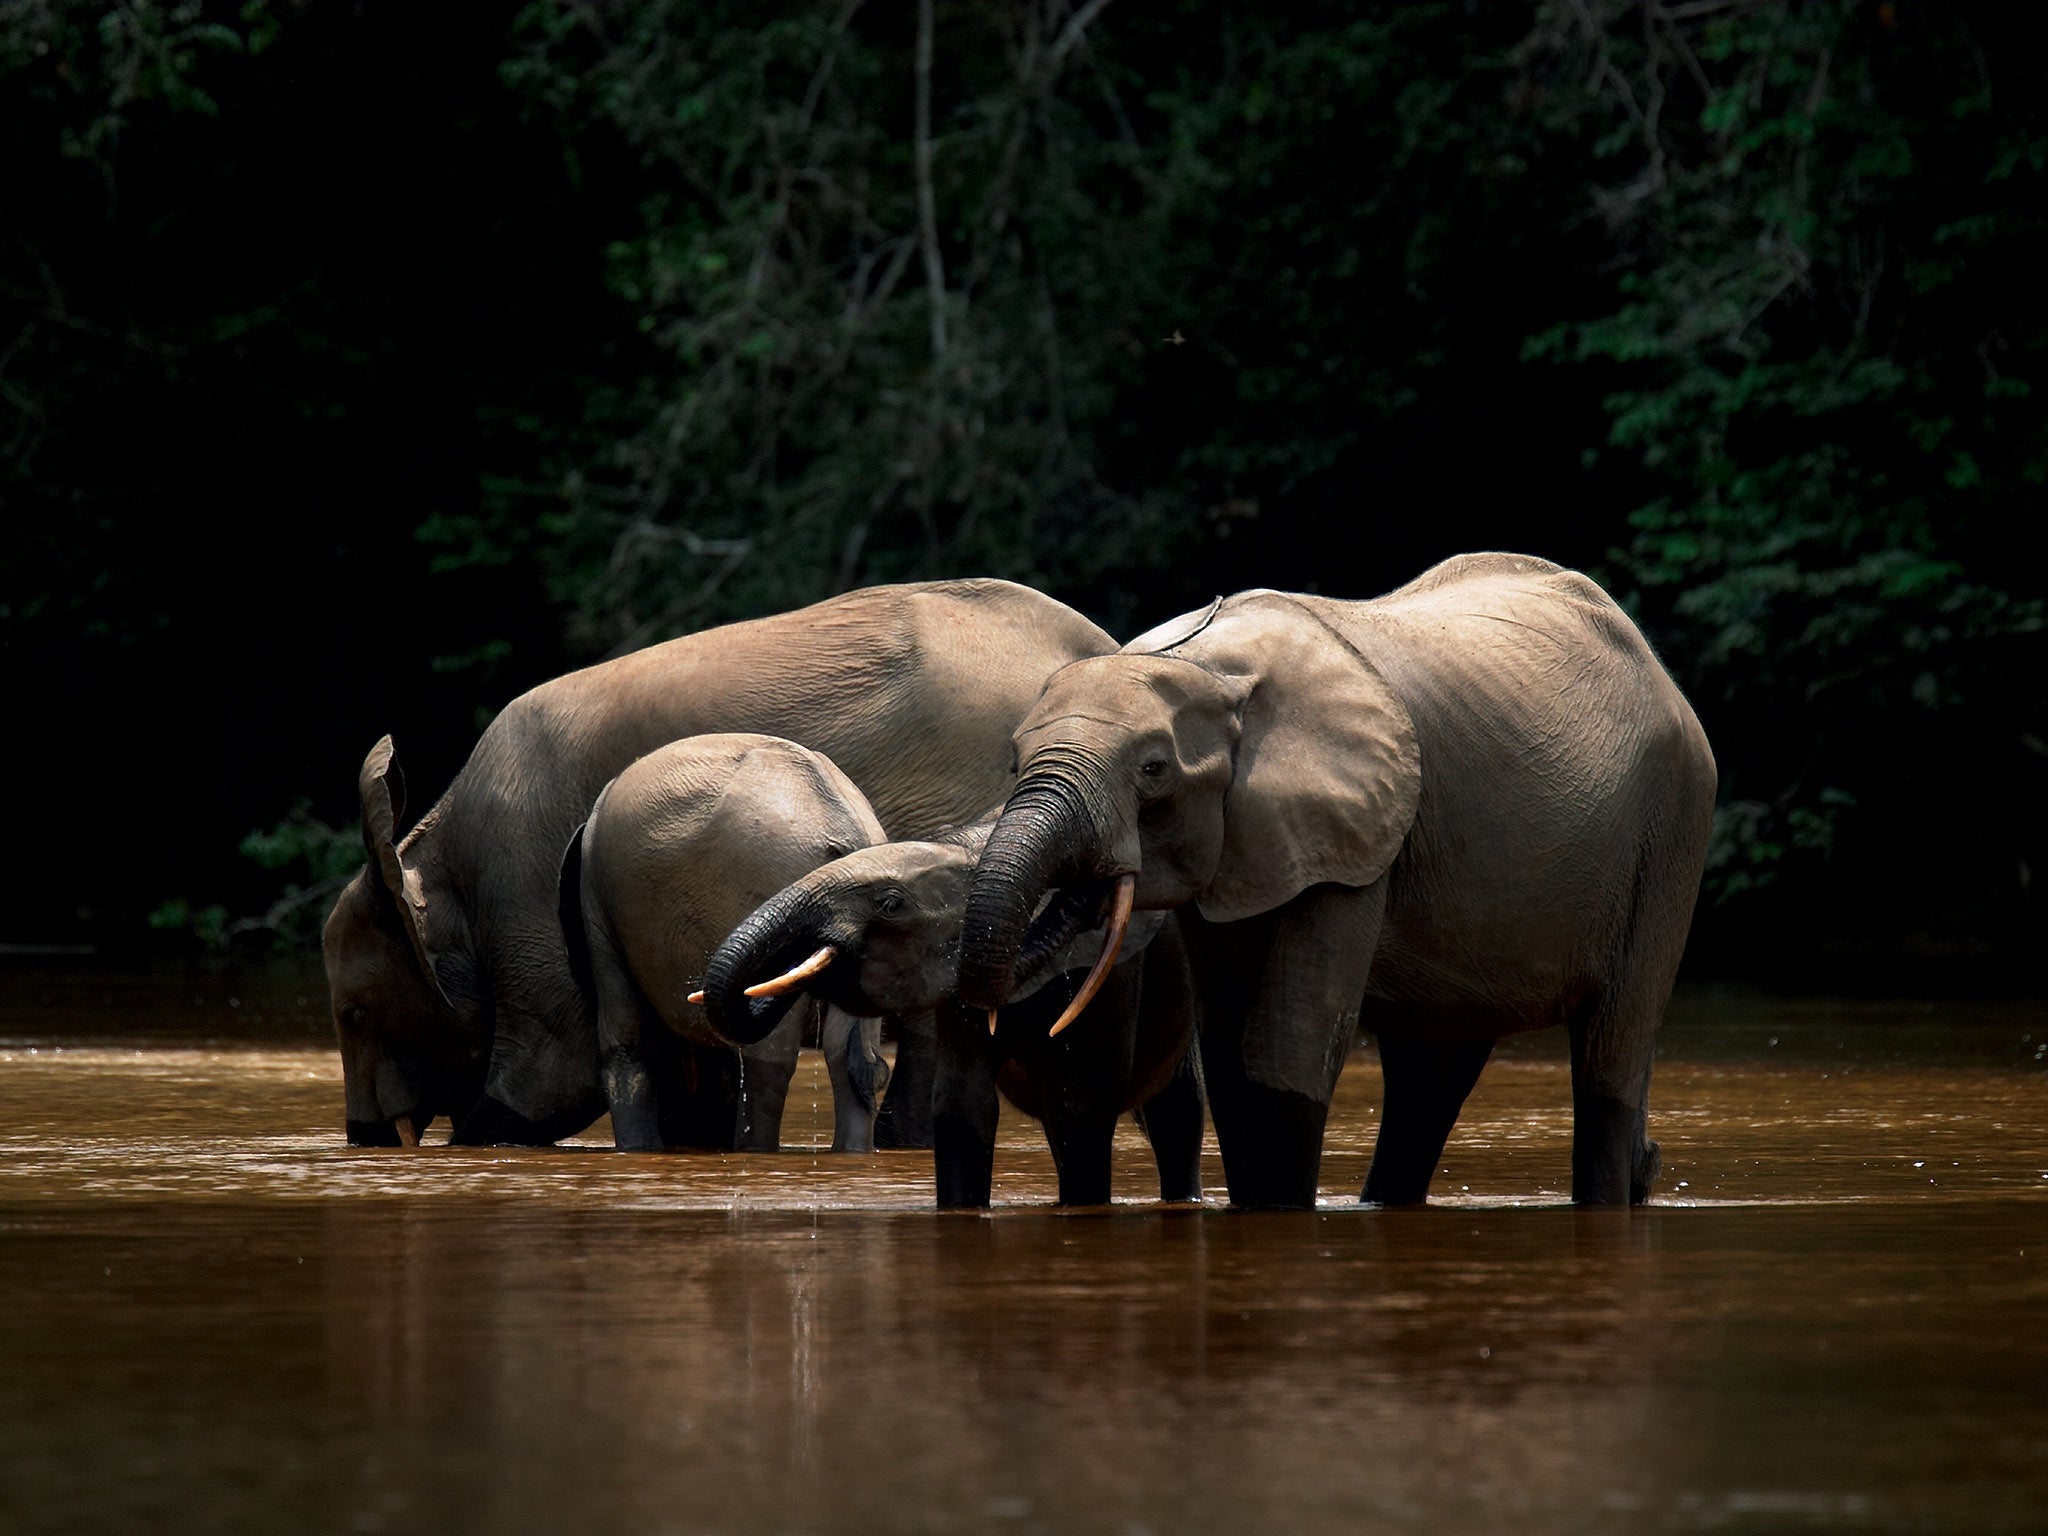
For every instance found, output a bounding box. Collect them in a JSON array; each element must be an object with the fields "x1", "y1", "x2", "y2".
[
  {"x1": 1214, "y1": 1082, "x2": 1326, "y2": 1211},
  {"x1": 1570, "y1": 1091, "x2": 1649, "y2": 1207},
  {"x1": 1046, "y1": 1115, "x2": 1117, "y2": 1207},
  {"x1": 1632, "y1": 1138, "x2": 1662, "y2": 1206},
  {"x1": 1135, "y1": 1058, "x2": 1206, "y2": 1204},
  {"x1": 933, "y1": 1114, "x2": 995, "y2": 1209},
  {"x1": 1361, "y1": 1036, "x2": 1494, "y2": 1207}
]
